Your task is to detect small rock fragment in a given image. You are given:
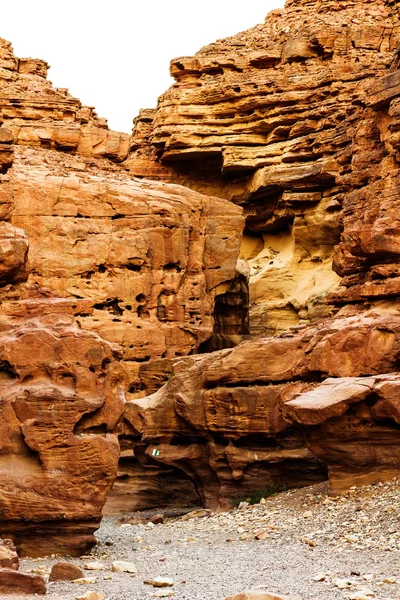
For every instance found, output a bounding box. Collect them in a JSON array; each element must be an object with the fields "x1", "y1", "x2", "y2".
[
  {"x1": 180, "y1": 509, "x2": 212, "y2": 521},
  {"x1": 112, "y1": 560, "x2": 137, "y2": 573},
  {"x1": 151, "y1": 514, "x2": 165, "y2": 524},
  {"x1": 50, "y1": 562, "x2": 84, "y2": 582},
  {"x1": 334, "y1": 578, "x2": 354, "y2": 589},
  {"x1": 145, "y1": 577, "x2": 174, "y2": 587},
  {"x1": 84, "y1": 562, "x2": 105, "y2": 571},
  {"x1": 0, "y1": 538, "x2": 19, "y2": 570},
  {"x1": 72, "y1": 577, "x2": 97, "y2": 585},
  {"x1": 224, "y1": 592, "x2": 301, "y2": 600},
  {"x1": 75, "y1": 592, "x2": 106, "y2": 600}
]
